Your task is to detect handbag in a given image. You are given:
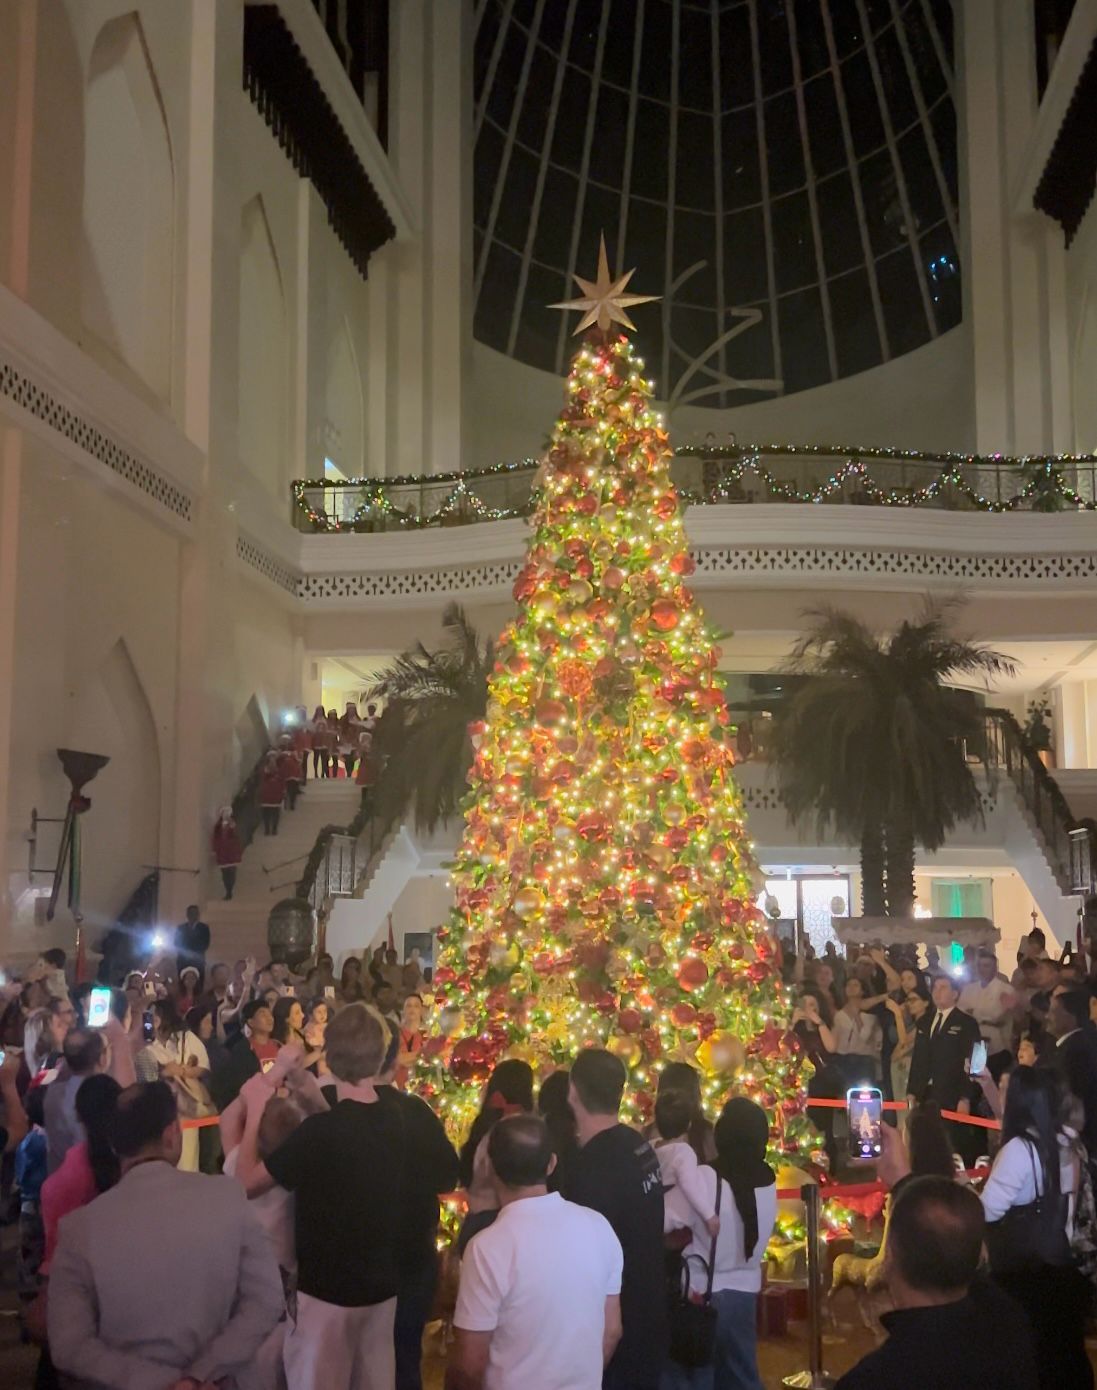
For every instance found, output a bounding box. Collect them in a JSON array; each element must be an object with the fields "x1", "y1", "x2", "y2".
[
  {"x1": 668, "y1": 1170, "x2": 722, "y2": 1369},
  {"x1": 985, "y1": 1139, "x2": 1073, "y2": 1274}
]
